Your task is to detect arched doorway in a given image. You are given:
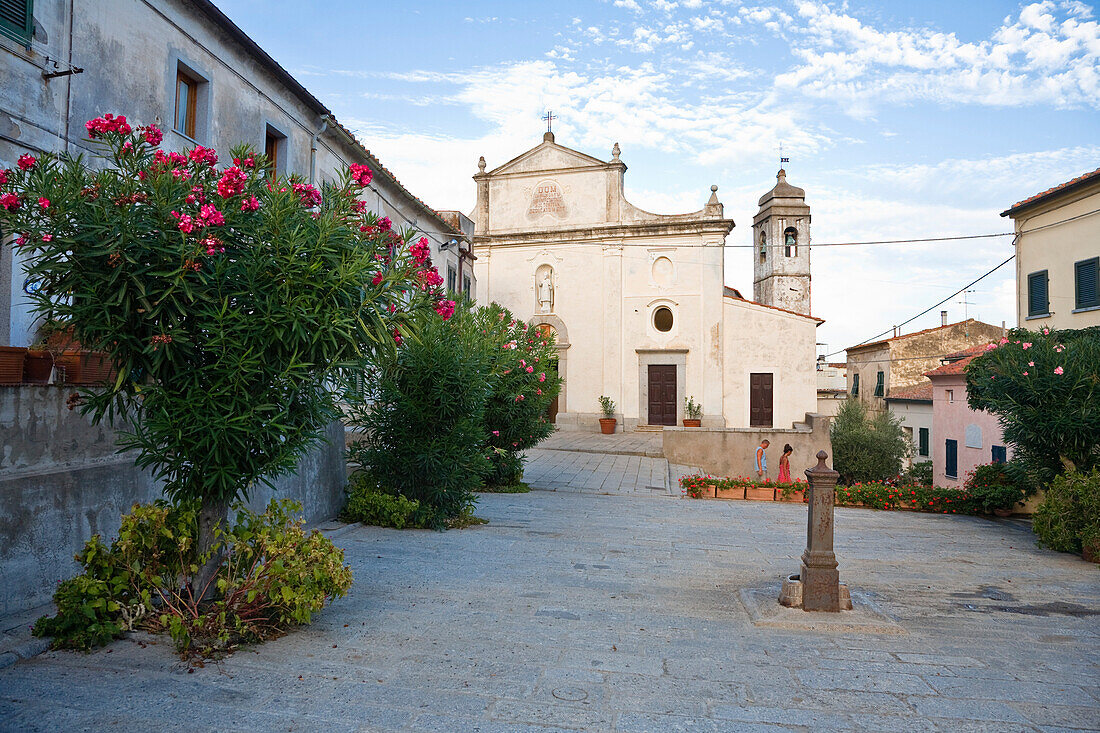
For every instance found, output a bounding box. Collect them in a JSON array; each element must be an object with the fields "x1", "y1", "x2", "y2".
[{"x1": 530, "y1": 315, "x2": 569, "y2": 425}]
